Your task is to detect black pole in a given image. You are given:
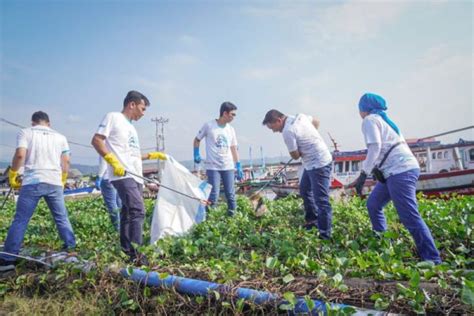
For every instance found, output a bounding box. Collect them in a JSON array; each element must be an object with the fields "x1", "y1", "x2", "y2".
[
  {"x1": 417, "y1": 126, "x2": 474, "y2": 141},
  {"x1": 0, "y1": 187, "x2": 13, "y2": 212}
]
